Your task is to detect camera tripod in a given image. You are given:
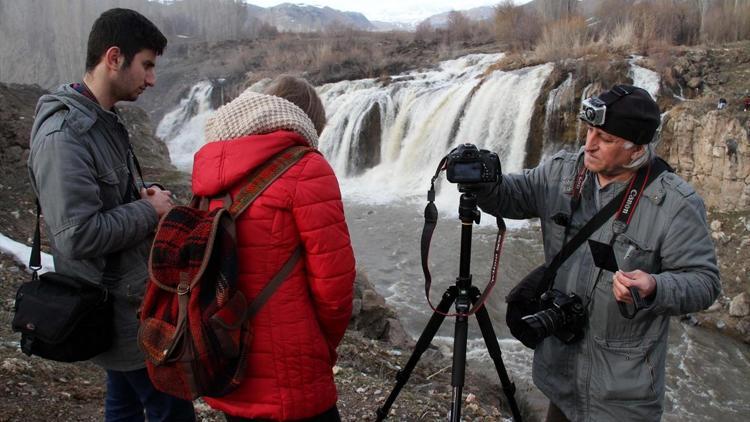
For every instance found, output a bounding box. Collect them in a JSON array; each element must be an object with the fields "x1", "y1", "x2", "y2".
[{"x1": 375, "y1": 192, "x2": 522, "y2": 422}]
